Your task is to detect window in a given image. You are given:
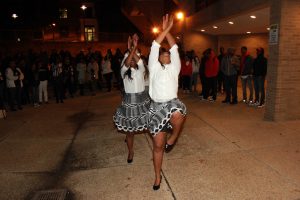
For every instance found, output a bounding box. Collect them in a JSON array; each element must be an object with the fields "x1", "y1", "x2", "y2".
[
  {"x1": 84, "y1": 26, "x2": 95, "y2": 41},
  {"x1": 59, "y1": 8, "x2": 68, "y2": 19}
]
